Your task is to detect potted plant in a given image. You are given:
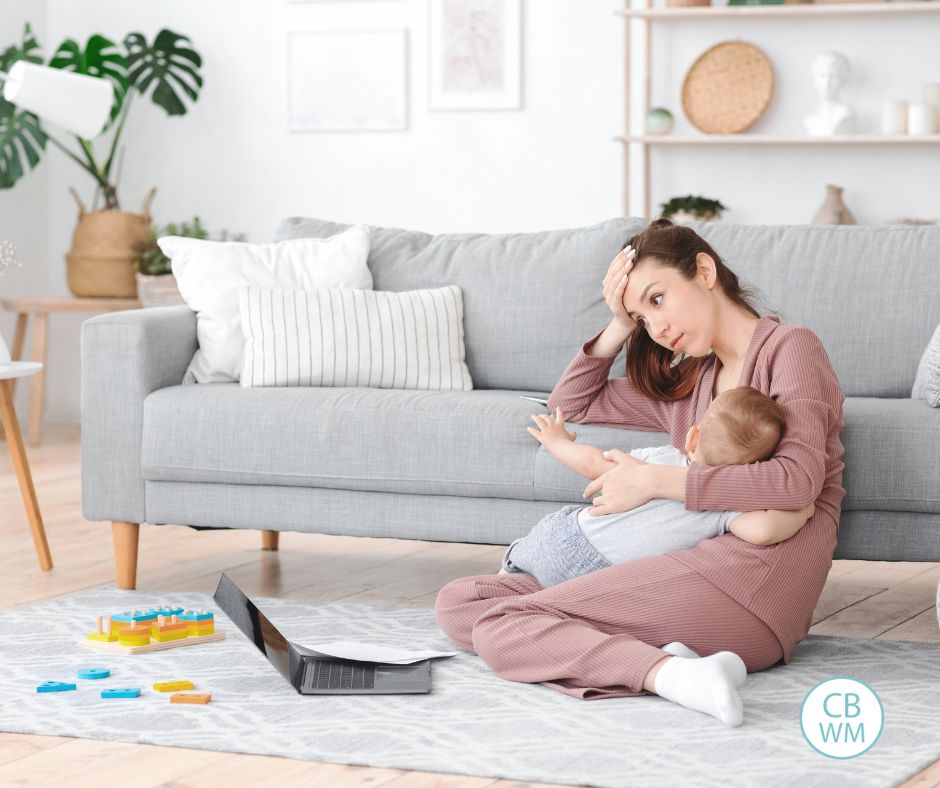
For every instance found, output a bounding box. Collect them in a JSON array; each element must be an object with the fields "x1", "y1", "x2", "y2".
[
  {"x1": 0, "y1": 24, "x2": 204, "y2": 298},
  {"x1": 134, "y1": 216, "x2": 247, "y2": 308},
  {"x1": 659, "y1": 195, "x2": 727, "y2": 224}
]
